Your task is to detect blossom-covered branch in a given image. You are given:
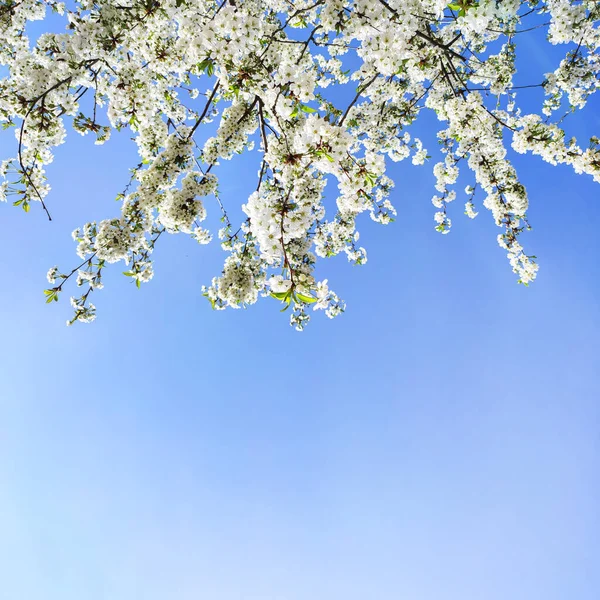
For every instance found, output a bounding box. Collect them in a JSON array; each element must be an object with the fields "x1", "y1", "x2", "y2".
[{"x1": 1, "y1": 0, "x2": 599, "y2": 329}]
